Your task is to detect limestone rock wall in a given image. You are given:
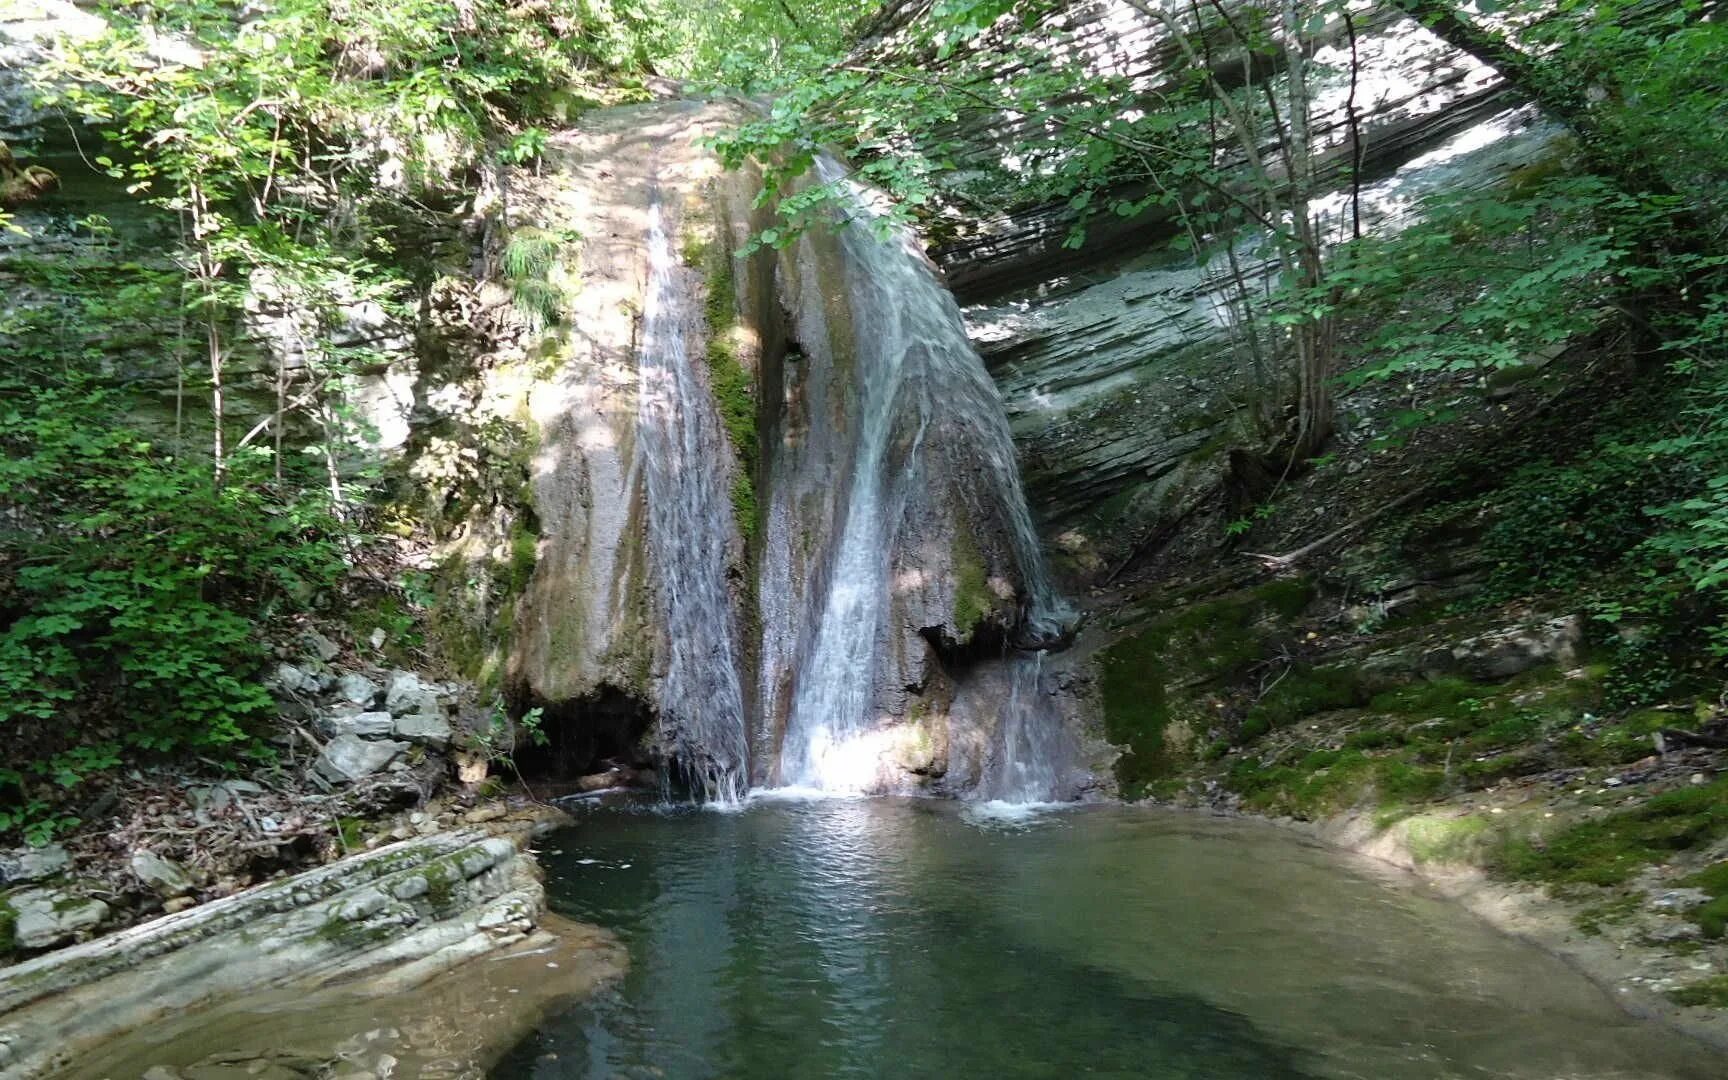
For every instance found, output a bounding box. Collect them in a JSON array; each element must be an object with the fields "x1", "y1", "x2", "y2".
[
  {"x1": 871, "y1": 2, "x2": 1566, "y2": 579},
  {"x1": 0, "y1": 827, "x2": 567, "y2": 1077}
]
